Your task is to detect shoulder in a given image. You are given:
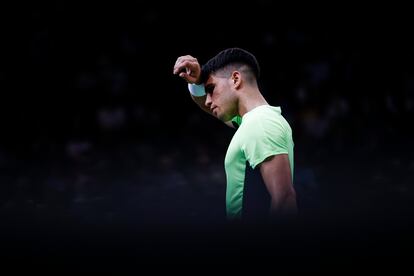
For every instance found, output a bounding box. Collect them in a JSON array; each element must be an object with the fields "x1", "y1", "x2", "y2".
[{"x1": 242, "y1": 106, "x2": 289, "y2": 134}]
